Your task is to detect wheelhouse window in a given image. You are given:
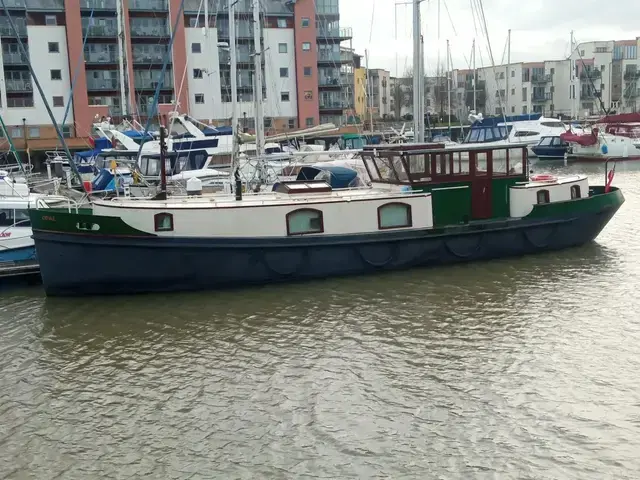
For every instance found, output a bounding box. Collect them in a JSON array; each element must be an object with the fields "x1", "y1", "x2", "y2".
[
  {"x1": 154, "y1": 212, "x2": 174, "y2": 232},
  {"x1": 570, "y1": 185, "x2": 581, "y2": 199},
  {"x1": 536, "y1": 189, "x2": 550, "y2": 204},
  {"x1": 378, "y1": 202, "x2": 412, "y2": 229},
  {"x1": 286, "y1": 208, "x2": 324, "y2": 235}
]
